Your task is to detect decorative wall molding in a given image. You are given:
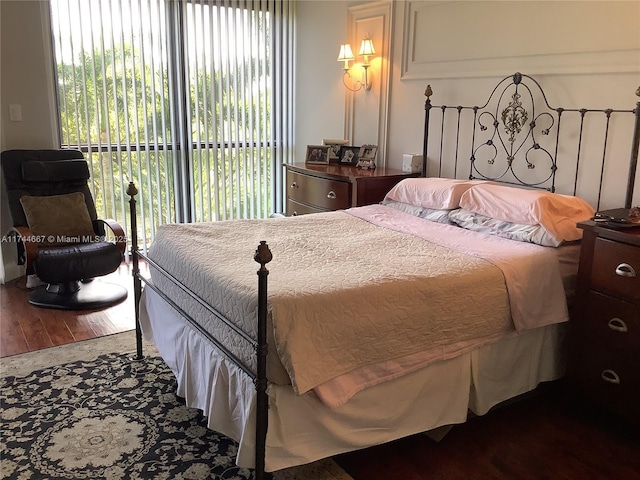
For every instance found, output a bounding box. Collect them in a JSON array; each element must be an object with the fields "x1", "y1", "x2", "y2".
[
  {"x1": 344, "y1": 1, "x2": 393, "y2": 166},
  {"x1": 401, "y1": 0, "x2": 640, "y2": 80}
]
